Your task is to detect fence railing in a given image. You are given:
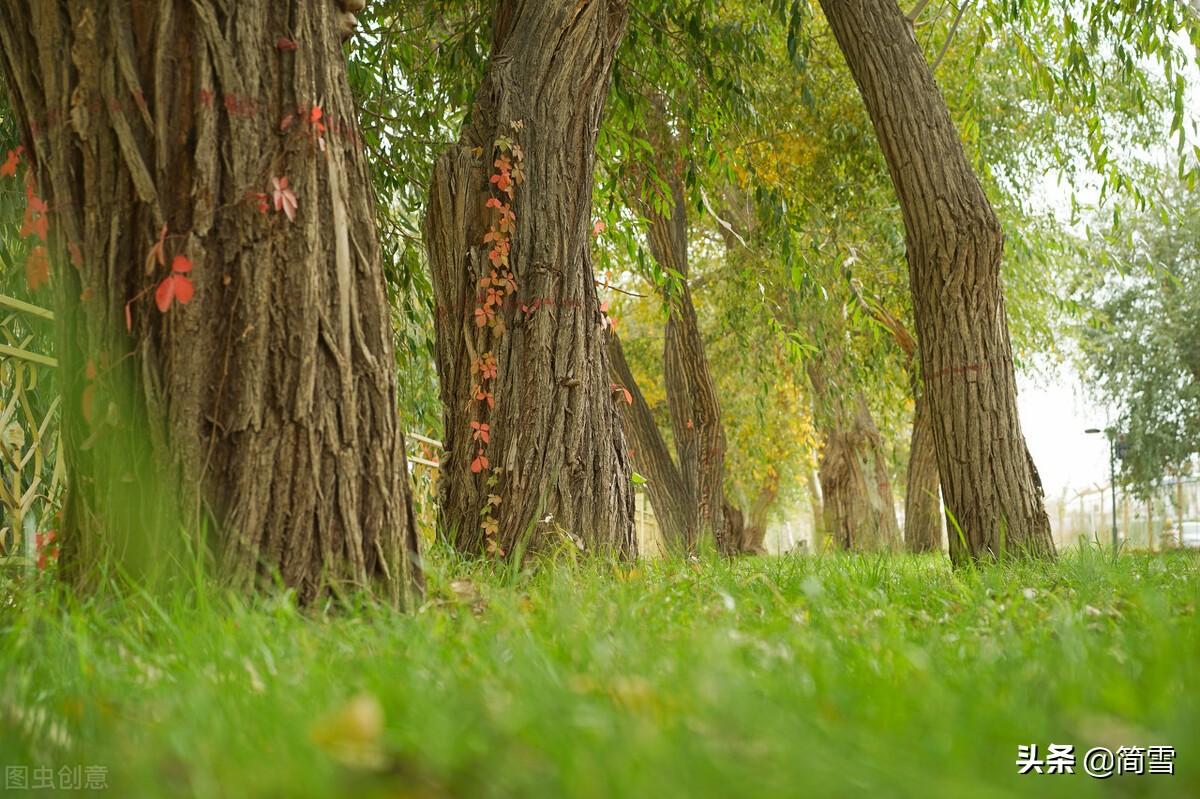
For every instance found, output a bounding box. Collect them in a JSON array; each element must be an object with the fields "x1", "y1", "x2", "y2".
[{"x1": 0, "y1": 293, "x2": 63, "y2": 568}]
